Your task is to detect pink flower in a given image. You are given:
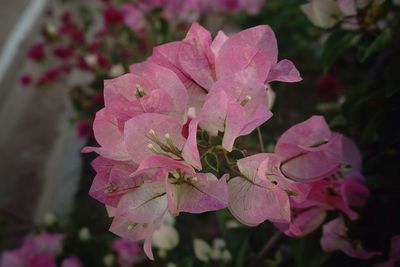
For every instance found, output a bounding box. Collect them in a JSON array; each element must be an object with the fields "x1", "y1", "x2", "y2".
[
  {"x1": 82, "y1": 109, "x2": 130, "y2": 160},
  {"x1": 106, "y1": 62, "x2": 188, "y2": 125},
  {"x1": 275, "y1": 116, "x2": 343, "y2": 182},
  {"x1": 148, "y1": 23, "x2": 301, "y2": 114},
  {"x1": 199, "y1": 70, "x2": 273, "y2": 151},
  {"x1": 1, "y1": 233, "x2": 64, "y2": 267},
  {"x1": 28, "y1": 43, "x2": 45, "y2": 61},
  {"x1": 61, "y1": 256, "x2": 83, "y2": 267},
  {"x1": 228, "y1": 153, "x2": 310, "y2": 226},
  {"x1": 20, "y1": 74, "x2": 32, "y2": 86},
  {"x1": 122, "y1": 4, "x2": 147, "y2": 36},
  {"x1": 111, "y1": 239, "x2": 143, "y2": 267},
  {"x1": 321, "y1": 217, "x2": 381, "y2": 259},
  {"x1": 89, "y1": 156, "x2": 143, "y2": 207},
  {"x1": 123, "y1": 113, "x2": 201, "y2": 169}
]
